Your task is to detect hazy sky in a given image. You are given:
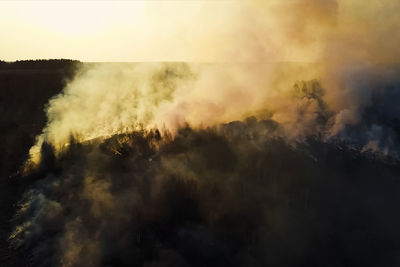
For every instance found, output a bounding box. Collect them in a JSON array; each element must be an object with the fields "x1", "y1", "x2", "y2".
[
  {"x1": 0, "y1": 0, "x2": 327, "y2": 62},
  {"x1": 0, "y1": 1, "x2": 248, "y2": 62},
  {"x1": 1, "y1": 1, "x2": 399, "y2": 63}
]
